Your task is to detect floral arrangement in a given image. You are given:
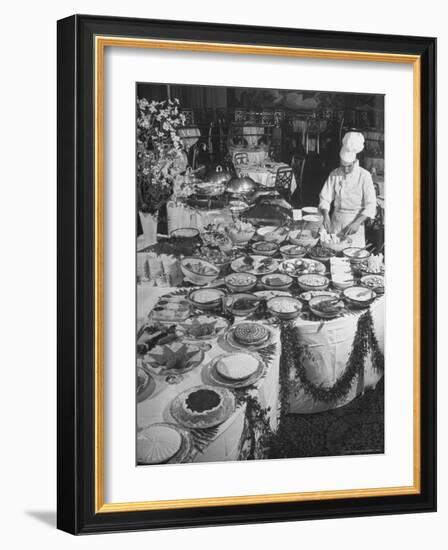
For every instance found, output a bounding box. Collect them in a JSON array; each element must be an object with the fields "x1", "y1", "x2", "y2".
[{"x1": 137, "y1": 97, "x2": 188, "y2": 214}]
